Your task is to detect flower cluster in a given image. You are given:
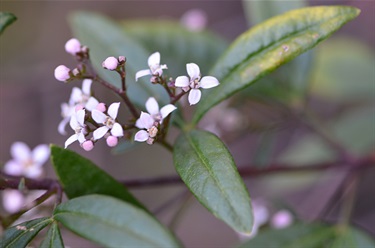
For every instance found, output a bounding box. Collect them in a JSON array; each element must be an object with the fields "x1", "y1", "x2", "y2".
[{"x1": 55, "y1": 38, "x2": 220, "y2": 150}]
